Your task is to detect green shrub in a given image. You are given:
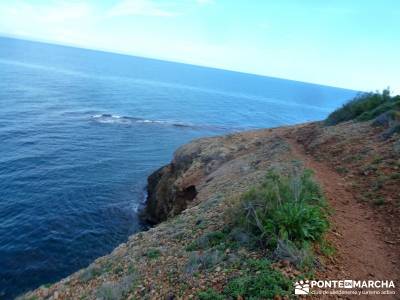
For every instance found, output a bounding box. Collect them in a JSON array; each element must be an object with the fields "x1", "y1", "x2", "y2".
[
  {"x1": 197, "y1": 259, "x2": 292, "y2": 299},
  {"x1": 127, "y1": 264, "x2": 136, "y2": 275},
  {"x1": 186, "y1": 231, "x2": 227, "y2": 251},
  {"x1": 146, "y1": 248, "x2": 161, "y2": 260},
  {"x1": 197, "y1": 288, "x2": 225, "y2": 300},
  {"x1": 236, "y1": 169, "x2": 328, "y2": 249},
  {"x1": 373, "y1": 197, "x2": 386, "y2": 206},
  {"x1": 319, "y1": 239, "x2": 336, "y2": 257},
  {"x1": 335, "y1": 166, "x2": 349, "y2": 174},
  {"x1": 186, "y1": 228, "x2": 249, "y2": 252},
  {"x1": 224, "y1": 259, "x2": 292, "y2": 299},
  {"x1": 325, "y1": 89, "x2": 399, "y2": 125},
  {"x1": 390, "y1": 173, "x2": 400, "y2": 180},
  {"x1": 358, "y1": 99, "x2": 400, "y2": 121},
  {"x1": 271, "y1": 202, "x2": 328, "y2": 243}
]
